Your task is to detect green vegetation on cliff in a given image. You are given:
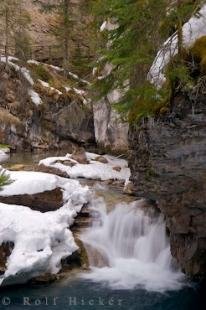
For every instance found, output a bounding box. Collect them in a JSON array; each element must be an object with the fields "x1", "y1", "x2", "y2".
[{"x1": 91, "y1": 0, "x2": 202, "y2": 122}]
